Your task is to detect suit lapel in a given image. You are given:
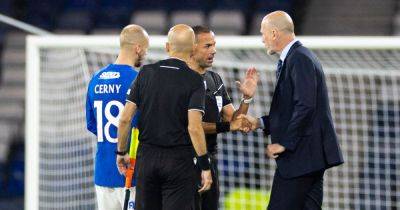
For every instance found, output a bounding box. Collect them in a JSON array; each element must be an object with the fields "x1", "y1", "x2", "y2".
[{"x1": 271, "y1": 41, "x2": 302, "y2": 105}]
